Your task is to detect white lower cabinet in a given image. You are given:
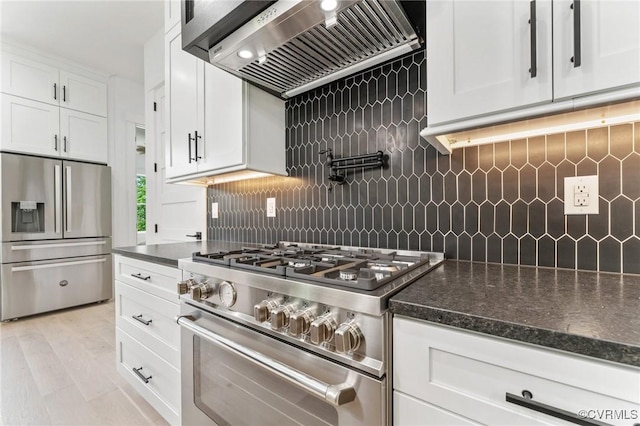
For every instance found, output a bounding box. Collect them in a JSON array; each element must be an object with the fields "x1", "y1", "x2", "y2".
[
  {"x1": 114, "y1": 255, "x2": 182, "y2": 425},
  {"x1": 393, "y1": 316, "x2": 640, "y2": 426}
]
